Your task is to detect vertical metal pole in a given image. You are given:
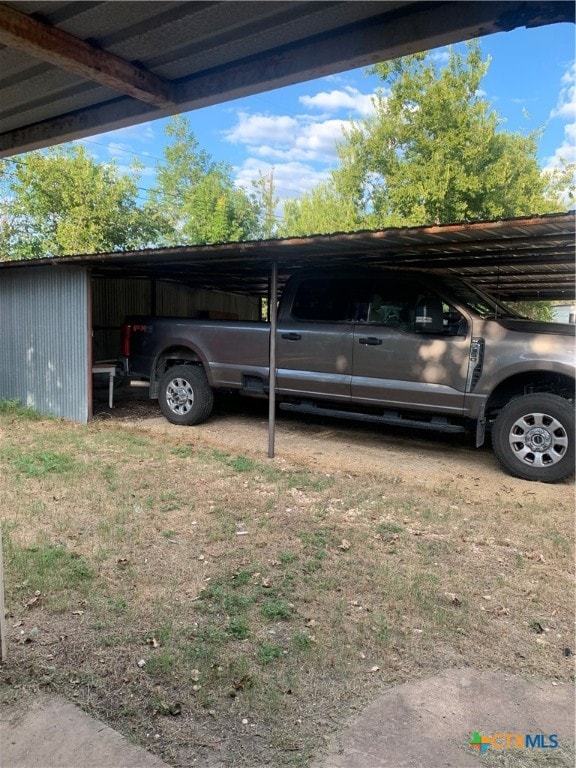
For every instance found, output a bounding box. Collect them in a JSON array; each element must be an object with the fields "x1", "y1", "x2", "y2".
[{"x1": 268, "y1": 261, "x2": 278, "y2": 459}]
